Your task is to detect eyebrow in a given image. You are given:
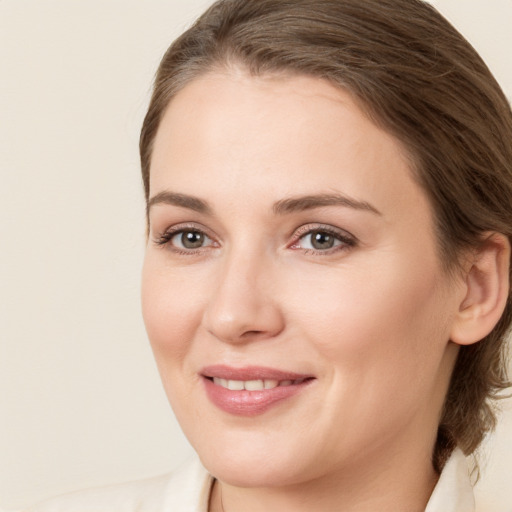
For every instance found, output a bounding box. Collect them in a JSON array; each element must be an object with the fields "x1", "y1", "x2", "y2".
[
  {"x1": 273, "y1": 193, "x2": 381, "y2": 216},
  {"x1": 146, "y1": 191, "x2": 381, "y2": 217},
  {"x1": 147, "y1": 191, "x2": 212, "y2": 216}
]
